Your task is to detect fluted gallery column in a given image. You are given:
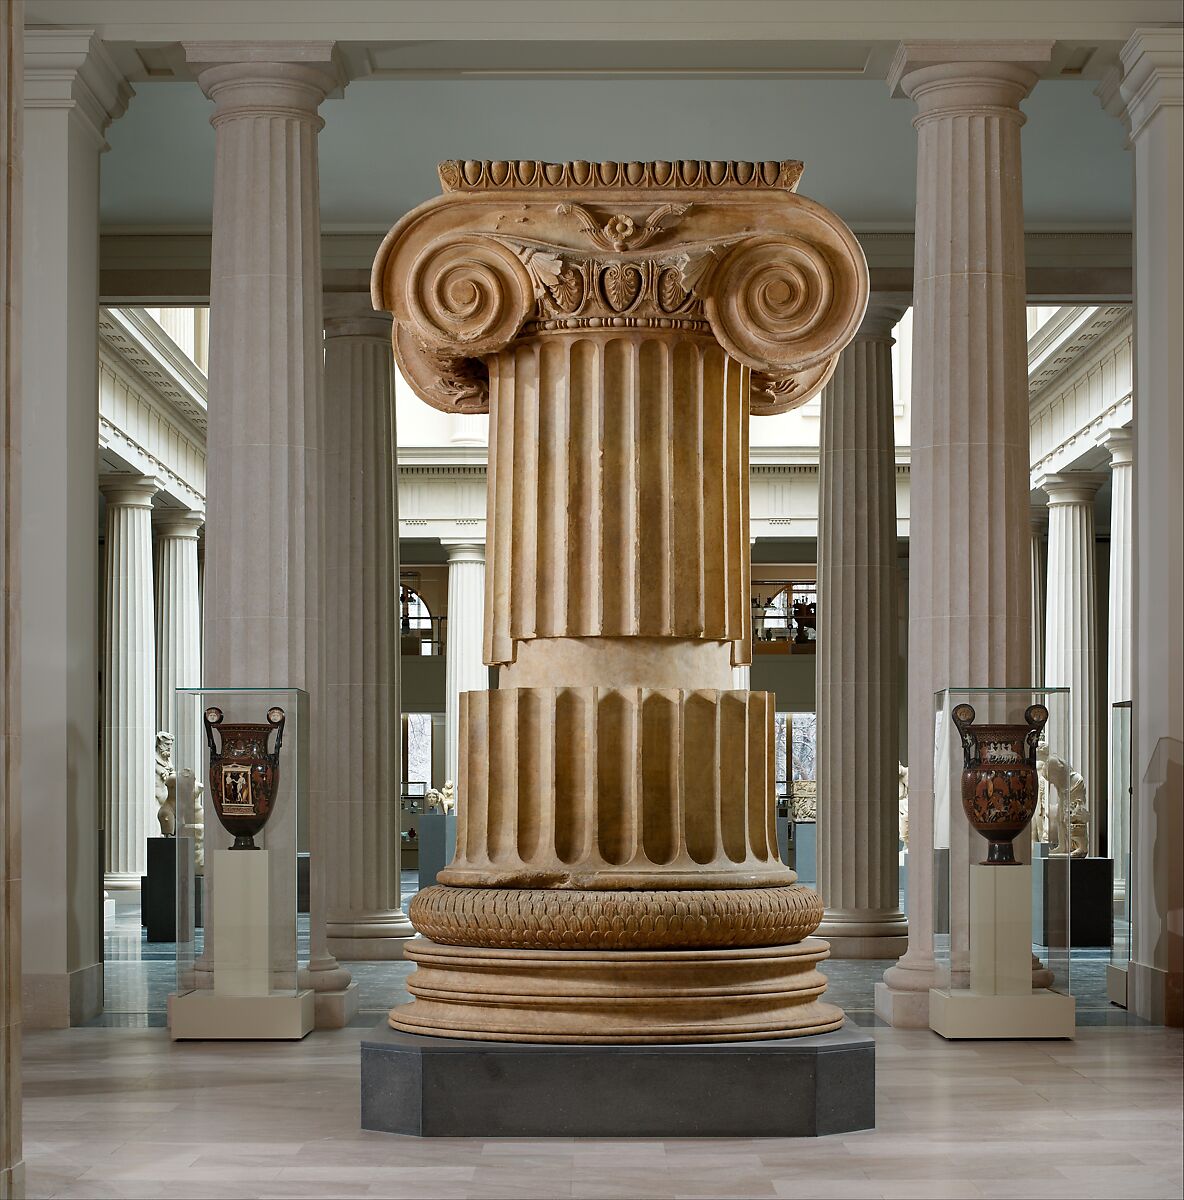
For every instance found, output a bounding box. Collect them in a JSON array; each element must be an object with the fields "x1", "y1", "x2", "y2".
[
  {"x1": 444, "y1": 542, "x2": 486, "y2": 789},
  {"x1": 816, "y1": 298, "x2": 908, "y2": 958},
  {"x1": 1031, "y1": 506, "x2": 1048, "y2": 687},
  {"x1": 1118, "y1": 28, "x2": 1183, "y2": 1026},
  {"x1": 323, "y1": 295, "x2": 415, "y2": 959},
  {"x1": 1, "y1": 4, "x2": 22, "y2": 1190},
  {"x1": 100, "y1": 475, "x2": 159, "y2": 888},
  {"x1": 21, "y1": 28, "x2": 130, "y2": 1027},
  {"x1": 877, "y1": 42, "x2": 1051, "y2": 1027},
  {"x1": 184, "y1": 42, "x2": 355, "y2": 1024},
  {"x1": 1102, "y1": 427, "x2": 1132, "y2": 895},
  {"x1": 1042, "y1": 472, "x2": 1103, "y2": 852},
  {"x1": 154, "y1": 512, "x2": 203, "y2": 735}
]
